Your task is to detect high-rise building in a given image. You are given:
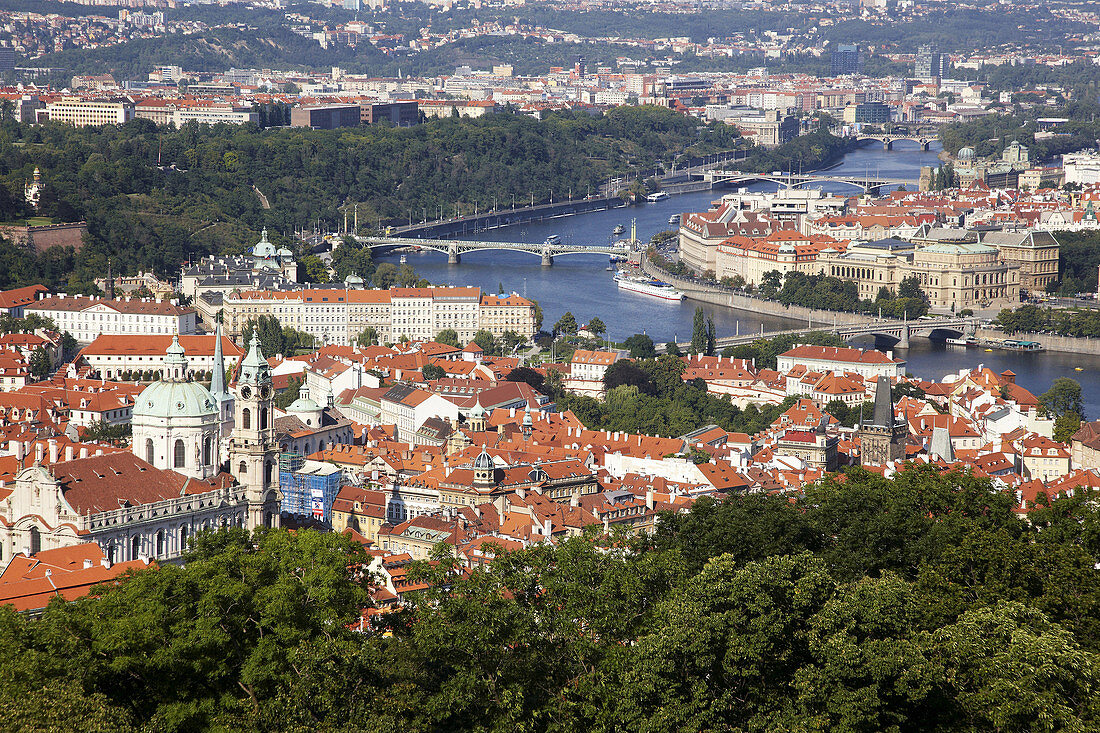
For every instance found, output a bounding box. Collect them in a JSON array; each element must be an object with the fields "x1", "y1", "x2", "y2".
[
  {"x1": 831, "y1": 44, "x2": 861, "y2": 76},
  {"x1": 915, "y1": 45, "x2": 950, "y2": 79}
]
